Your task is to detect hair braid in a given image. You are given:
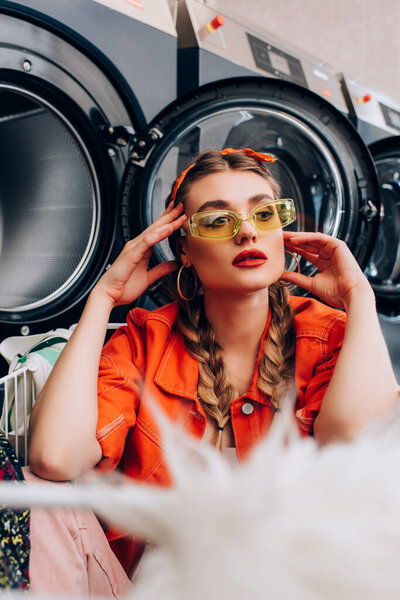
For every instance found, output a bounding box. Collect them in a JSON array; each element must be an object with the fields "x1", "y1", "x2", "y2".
[
  {"x1": 257, "y1": 284, "x2": 295, "y2": 408},
  {"x1": 176, "y1": 298, "x2": 237, "y2": 443}
]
